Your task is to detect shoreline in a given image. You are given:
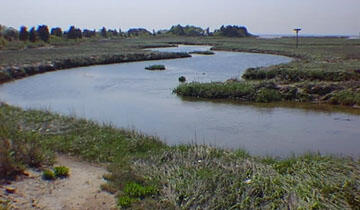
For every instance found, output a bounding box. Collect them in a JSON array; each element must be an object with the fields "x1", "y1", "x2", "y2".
[{"x1": 0, "y1": 51, "x2": 191, "y2": 84}]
